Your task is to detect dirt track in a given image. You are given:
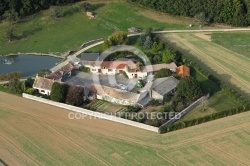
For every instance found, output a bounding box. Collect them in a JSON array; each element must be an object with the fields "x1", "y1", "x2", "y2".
[
  {"x1": 163, "y1": 33, "x2": 250, "y2": 98},
  {"x1": 0, "y1": 92, "x2": 250, "y2": 165}
]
